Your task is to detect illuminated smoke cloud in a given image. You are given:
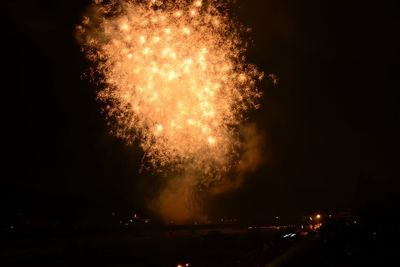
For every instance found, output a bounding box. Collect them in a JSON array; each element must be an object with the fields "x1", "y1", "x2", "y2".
[{"x1": 78, "y1": 0, "x2": 263, "y2": 221}]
